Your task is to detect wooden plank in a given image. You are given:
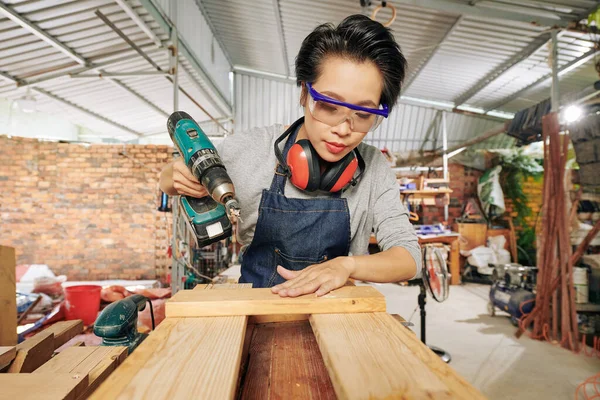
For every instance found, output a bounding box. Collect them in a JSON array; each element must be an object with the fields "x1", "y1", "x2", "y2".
[
  {"x1": 241, "y1": 321, "x2": 336, "y2": 400},
  {"x1": 310, "y1": 313, "x2": 452, "y2": 399},
  {"x1": 90, "y1": 317, "x2": 247, "y2": 400},
  {"x1": 450, "y1": 239, "x2": 461, "y2": 285},
  {"x1": 388, "y1": 316, "x2": 487, "y2": 400},
  {"x1": 200, "y1": 283, "x2": 253, "y2": 290},
  {"x1": 43, "y1": 320, "x2": 84, "y2": 349},
  {"x1": 166, "y1": 286, "x2": 386, "y2": 318},
  {"x1": 248, "y1": 314, "x2": 310, "y2": 324},
  {"x1": 0, "y1": 346, "x2": 16, "y2": 369},
  {"x1": 0, "y1": 373, "x2": 88, "y2": 400},
  {"x1": 79, "y1": 347, "x2": 128, "y2": 400},
  {"x1": 0, "y1": 246, "x2": 17, "y2": 346},
  {"x1": 88, "y1": 319, "x2": 179, "y2": 399},
  {"x1": 8, "y1": 330, "x2": 55, "y2": 373},
  {"x1": 36, "y1": 346, "x2": 128, "y2": 400}
]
